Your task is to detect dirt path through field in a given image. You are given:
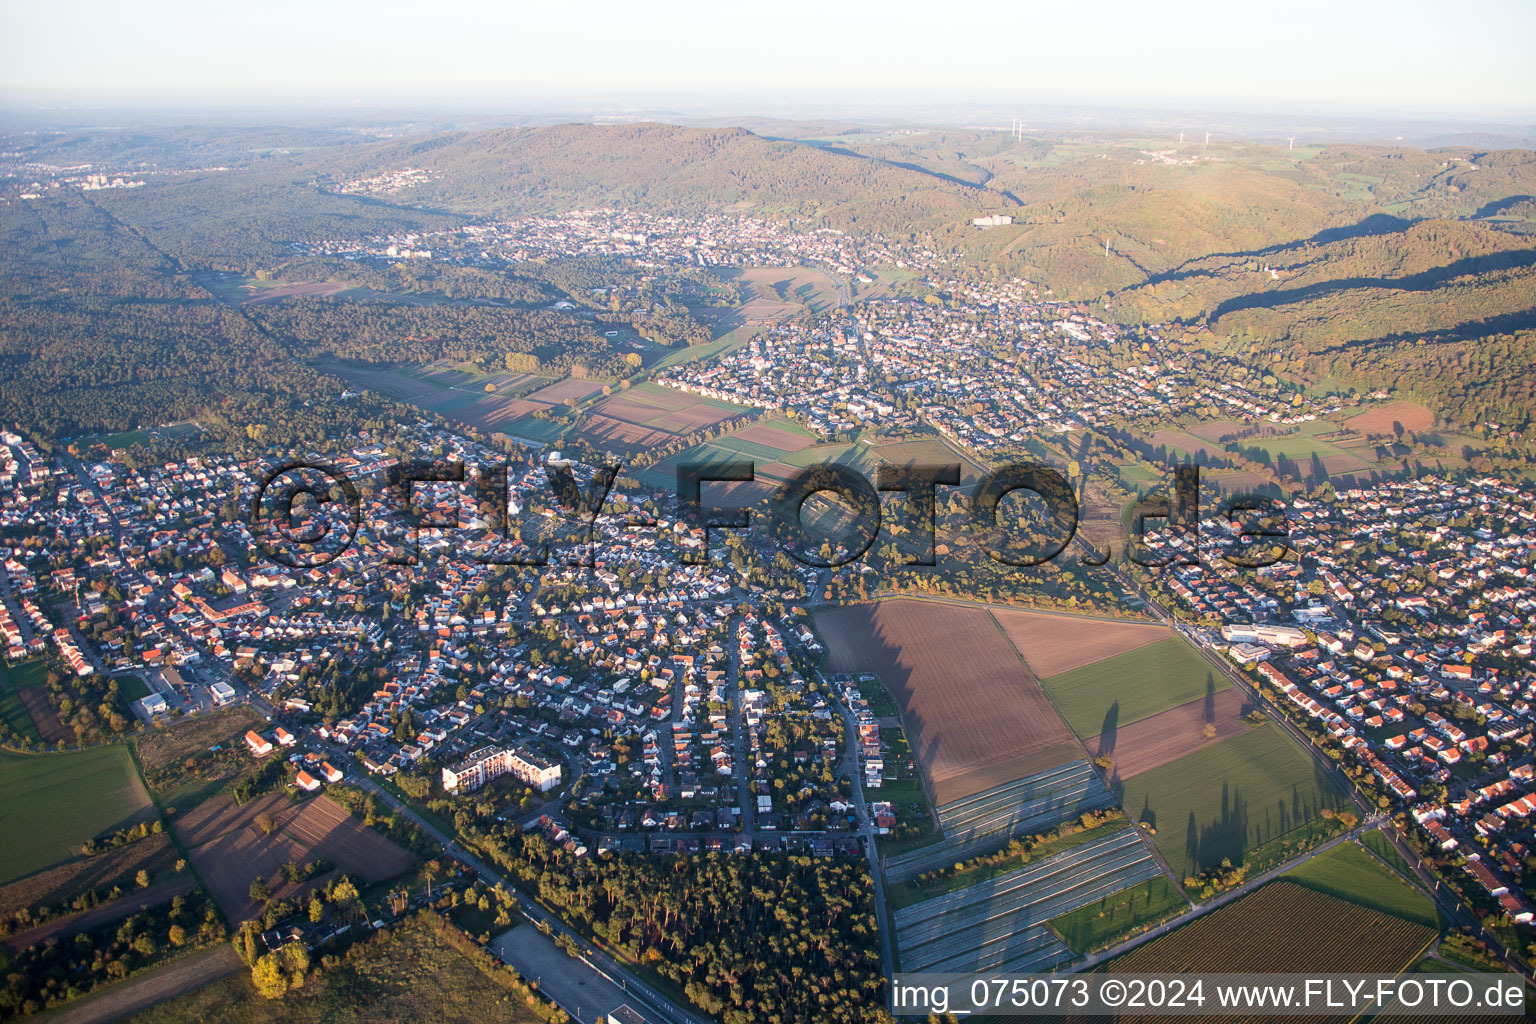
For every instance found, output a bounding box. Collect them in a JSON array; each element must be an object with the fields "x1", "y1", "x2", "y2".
[
  {"x1": 3, "y1": 876, "x2": 196, "y2": 953},
  {"x1": 41, "y1": 945, "x2": 243, "y2": 1024}
]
